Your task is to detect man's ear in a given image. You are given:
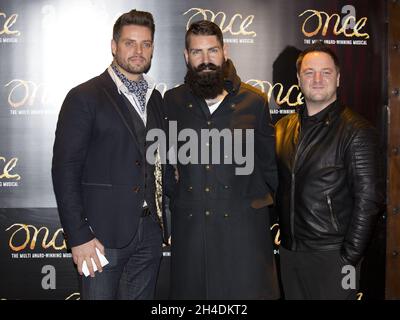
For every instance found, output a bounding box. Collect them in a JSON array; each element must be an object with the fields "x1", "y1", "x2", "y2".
[
  {"x1": 184, "y1": 49, "x2": 189, "y2": 64},
  {"x1": 337, "y1": 72, "x2": 340, "y2": 87},
  {"x1": 223, "y1": 44, "x2": 228, "y2": 61},
  {"x1": 111, "y1": 39, "x2": 117, "y2": 57}
]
